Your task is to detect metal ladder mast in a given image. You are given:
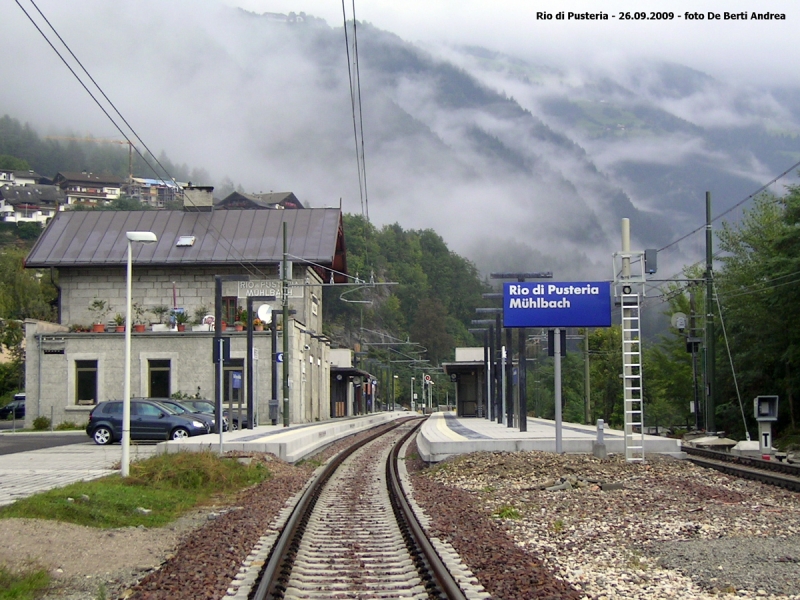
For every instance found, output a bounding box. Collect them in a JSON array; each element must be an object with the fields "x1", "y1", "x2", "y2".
[
  {"x1": 621, "y1": 293, "x2": 645, "y2": 462},
  {"x1": 613, "y1": 217, "x2": 648, "y2": 463}
]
